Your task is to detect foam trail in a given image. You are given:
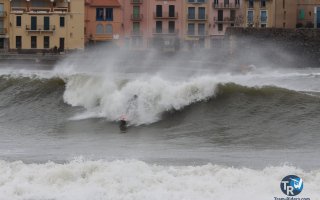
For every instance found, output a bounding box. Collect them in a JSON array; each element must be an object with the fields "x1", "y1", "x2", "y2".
[{"x1": 0, "y1": 159, "x2": 319, "y2": 200}]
